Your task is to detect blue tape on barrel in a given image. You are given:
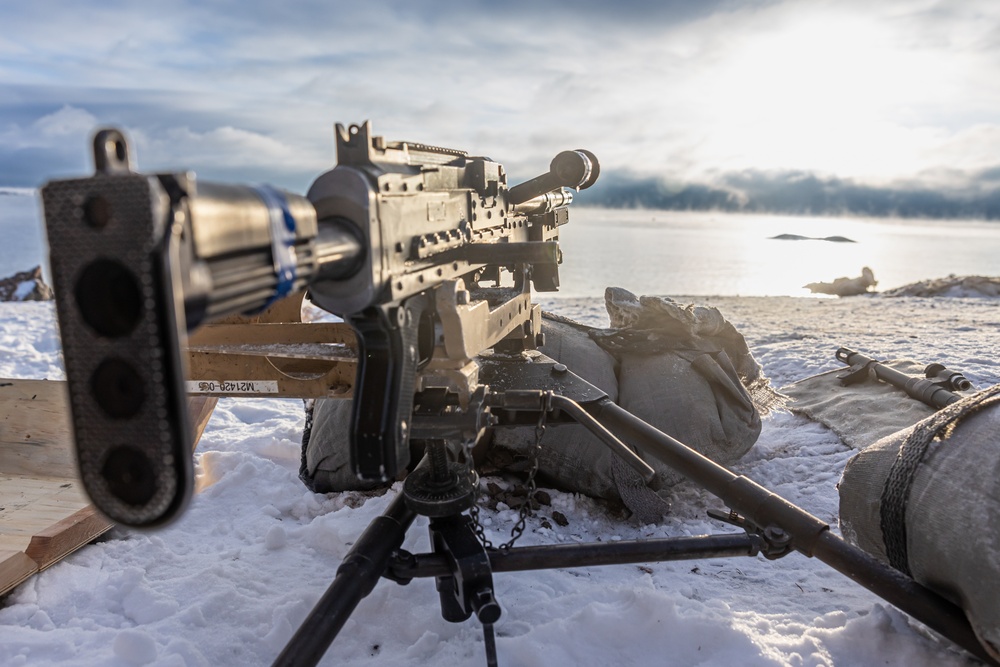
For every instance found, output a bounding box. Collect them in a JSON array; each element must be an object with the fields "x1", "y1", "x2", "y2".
[{"x1": 253, "y1": 184, "x2": 298, "y2": 306}]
